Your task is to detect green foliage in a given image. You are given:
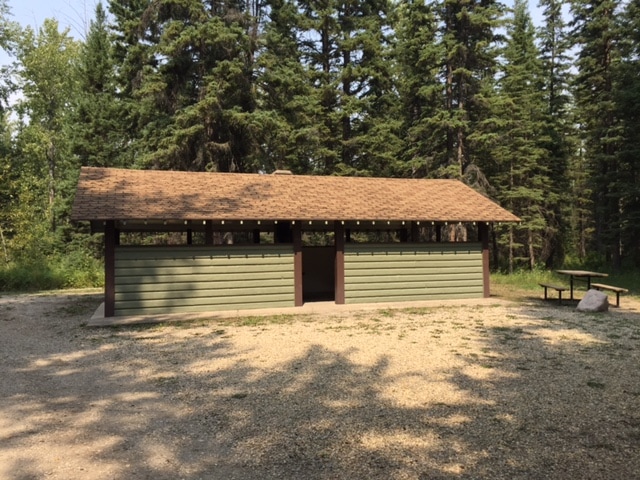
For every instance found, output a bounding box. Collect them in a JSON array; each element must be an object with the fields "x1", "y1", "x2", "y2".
[
  {"x1": 0, "y1": 253, "x2": 103, "y2": 291},
  {"x1": 1, "y1": 0, "x2": 640, "y2": 289},
  {"x1": 491, "y1": 268, "x2": 559, "y2": 291},
  {"x1": 71, "y1": 2, "x2": 123, "y2": 168},
  {"x1": 570, "y1": 0, "x2": 624, "y2": 267},
  {"x1": 493, "y1": 266, "x2": 640, "y2": 296},
  {"x1": 487, "y1": 0, "x2": 553, "y2": 271}
]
